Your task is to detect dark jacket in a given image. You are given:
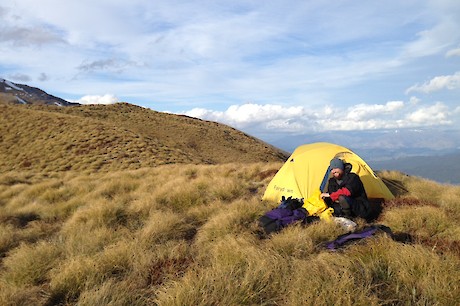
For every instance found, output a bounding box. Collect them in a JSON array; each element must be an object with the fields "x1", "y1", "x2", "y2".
[{"x1": 327, "y1": 164, "x2": 371, "y2": 219}]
